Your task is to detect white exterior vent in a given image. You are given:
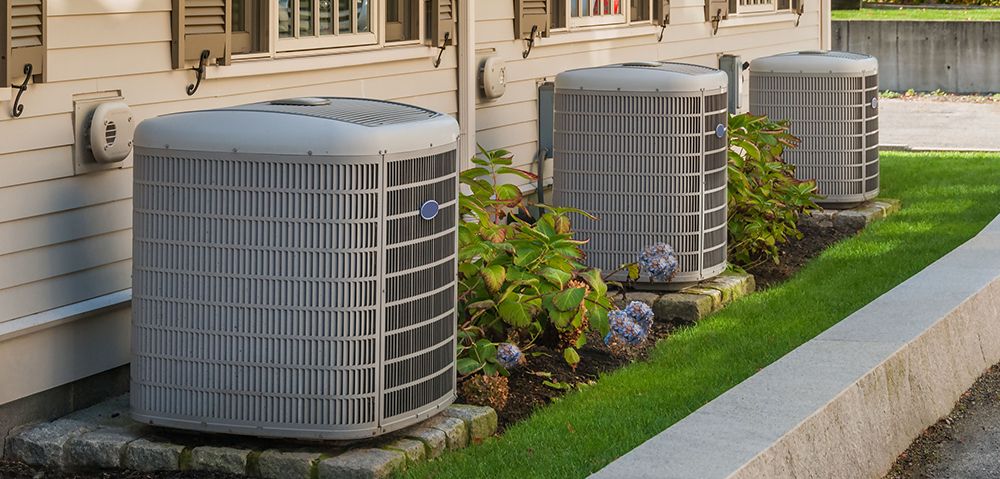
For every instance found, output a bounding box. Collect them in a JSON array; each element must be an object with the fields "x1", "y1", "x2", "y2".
[
  {"x1": 552, "y1": 62, "x2": 729, "y2": 284},
  {"x1": 131, "y1": 97, "x2": 460, "y2": 440},
  {"x1": 749, "y1": 51, "x2": 880, "y2": 205}
]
